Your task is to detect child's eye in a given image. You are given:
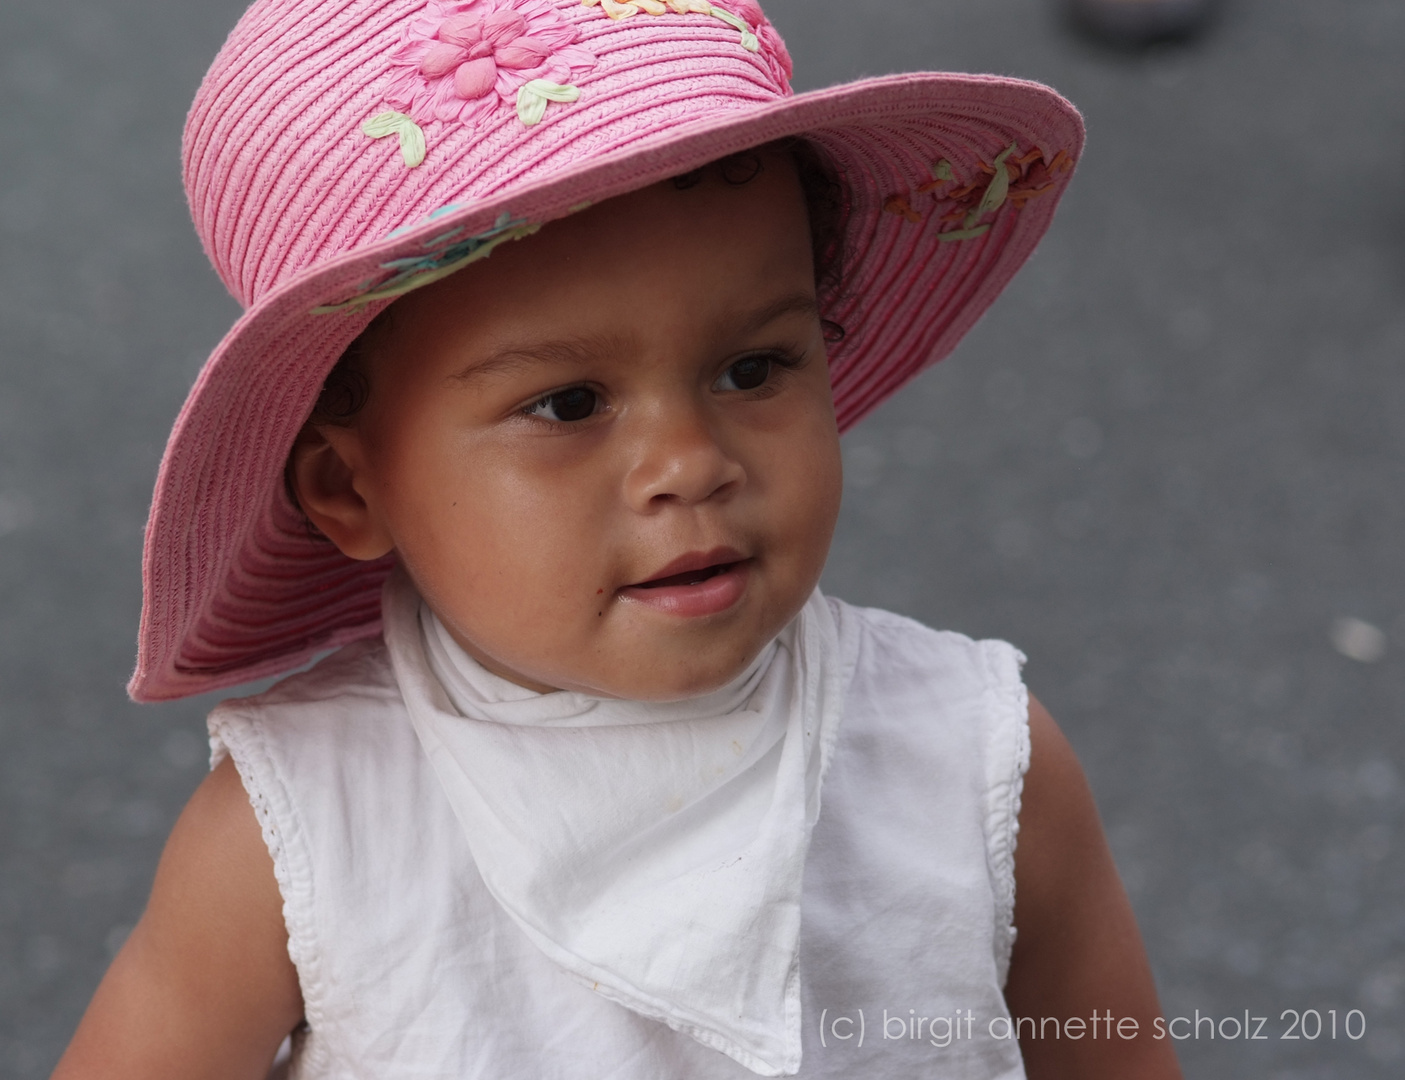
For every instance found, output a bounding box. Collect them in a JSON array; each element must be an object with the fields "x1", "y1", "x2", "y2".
[
  {"x1": 524, "y1": 387, "x2": 600, "y2": 423},
  {"x1": 713, "y1": 355, "x2": 773, "y2": 392}
]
